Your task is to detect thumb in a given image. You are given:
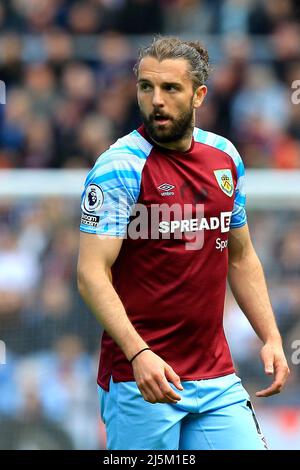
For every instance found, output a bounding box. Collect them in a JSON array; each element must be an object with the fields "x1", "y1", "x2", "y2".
[
  {"x1": 165, "y1": 365, "x2": 184, "y2": 390},
  {"x1": 261, "y1": 346, "x2": 274, "y2": 375}
]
